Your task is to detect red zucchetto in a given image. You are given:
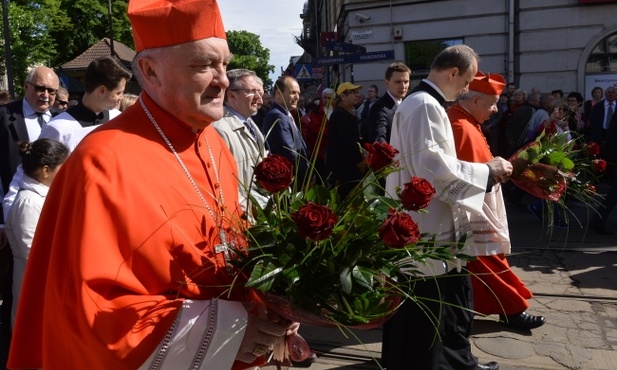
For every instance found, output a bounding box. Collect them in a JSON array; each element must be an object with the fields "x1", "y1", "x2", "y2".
[
  {"x1": 128, "y1": 0, "x2": 226, "y2": 52},
  {"x1": 469, "y1": 71, "x2": 506, "y2": 96}
]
